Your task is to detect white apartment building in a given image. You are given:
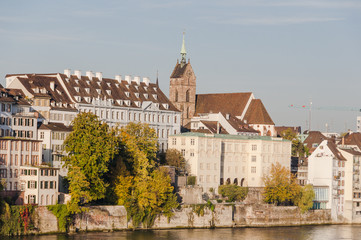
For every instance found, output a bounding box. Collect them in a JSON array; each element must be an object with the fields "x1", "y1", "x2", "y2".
[
  {"x1": 5, "y1": 70, "x2": 181, "y2": 152},
  {"x1": 308, "y1": 140, "x2": 346, "y2": 221},
  {"x1": 338, "y1": 148, "x2": 361, "y2": 223},
  {"x1": 0, "y1": 138, "x2": 42, "y2": 192},
  {"x1": 168, "y1": 132, "x2": 291, "y2": 192},
  {"x1": 19, "y1": 166, "x2": 59, "y2": 205}
]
